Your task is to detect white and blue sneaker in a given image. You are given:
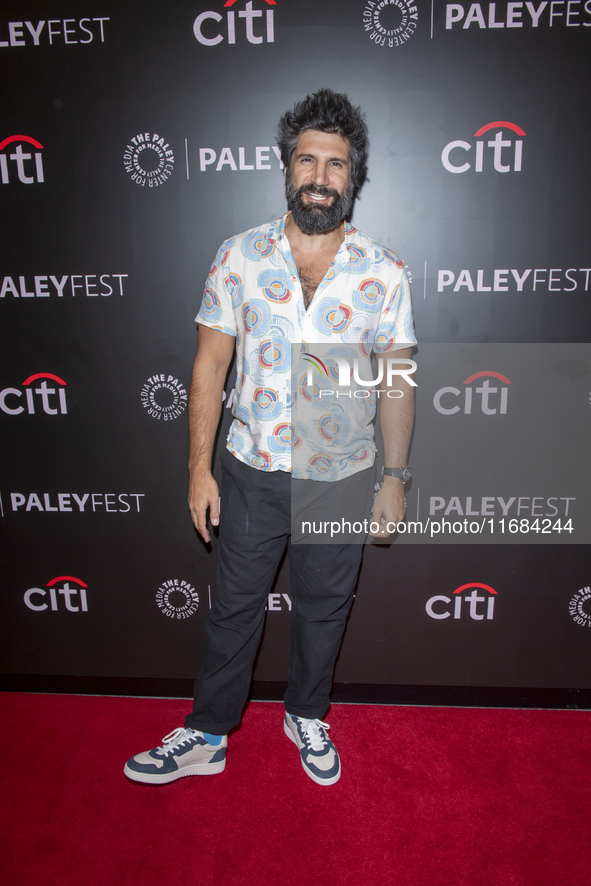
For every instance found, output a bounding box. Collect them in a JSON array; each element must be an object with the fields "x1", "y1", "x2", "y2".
[
  {"x1": 284, "y1": 713, "x2": 341, "y2": 786},
  {"x1": 124, "y1": 727, "x2": 227, "y2": 784}
]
